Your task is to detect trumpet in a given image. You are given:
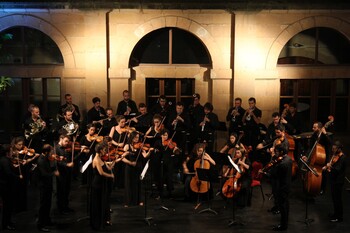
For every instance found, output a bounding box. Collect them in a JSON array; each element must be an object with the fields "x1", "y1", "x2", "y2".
[
  {"x1": 245, "y1": 108, "x2": 253, "y2": 121},
  {"x1": 231, "y1": 107, "x2": 237, "y2": 122}
]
